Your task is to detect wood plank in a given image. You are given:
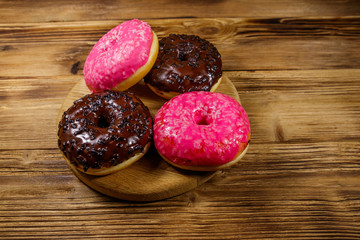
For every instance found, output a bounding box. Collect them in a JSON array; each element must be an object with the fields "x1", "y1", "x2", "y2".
[
  {"x1": 1, "y1": 141, "x2": 359, "y2": 176},
  {"x1": 0, "y1": 17, "x2": 360, "y2": 77},
  {"x1": 0, "y1": 0, "x2": 360, "y2": 23},
  {"x1": 0, "y1": 75, "x2": 81, "y2": 150},
  {"x1": 231, "y1": 69, "x2": 360, "y2": 143},
  {"x1": 1, "y1": 1, "x2": 360, "y2": 239},
  {"x1": 0, "y1": 142, "x2": 359, "y2": 239},
  {"x1": 1, "y1": 69, "x2": 359, "y2": 150}
]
